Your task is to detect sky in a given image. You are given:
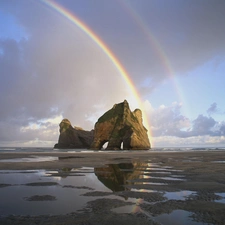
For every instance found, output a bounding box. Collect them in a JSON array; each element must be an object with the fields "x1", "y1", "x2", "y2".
[{"x1": 0, "y1": 0, "x2": 225, "y2": 148}]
